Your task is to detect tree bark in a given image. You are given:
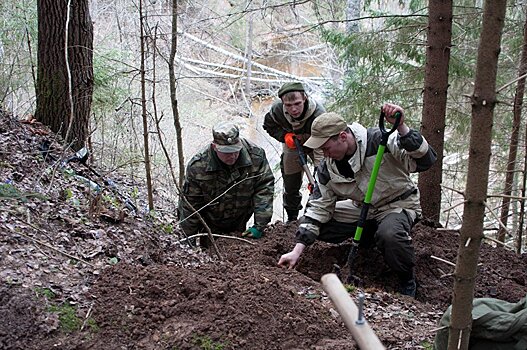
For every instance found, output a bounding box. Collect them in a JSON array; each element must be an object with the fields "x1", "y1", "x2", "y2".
[
  {"x1": 139, "y1": 0, "x2": 154, "y2": 211},
  {"x1": 35, "y1": 0, "x2": 93, "y2": 150},
  {"x1": 244, "y1": 1, "x2": 253, "y2": 99},
  {"x1": 417, "y1": 0, "x2": 452, "y2": 223},
  {"x1": 518, "y1": 136, "x2": 527, "y2": 254},
  {"x1": 169, "y1": 0, "x2": 185, "y2": 187},
  {"x1": 447, "y1": 1, "x2": 507, "y2": 349},
  {"x1": 497, "y1": 15, "x2": 527, "y2": 242}
]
